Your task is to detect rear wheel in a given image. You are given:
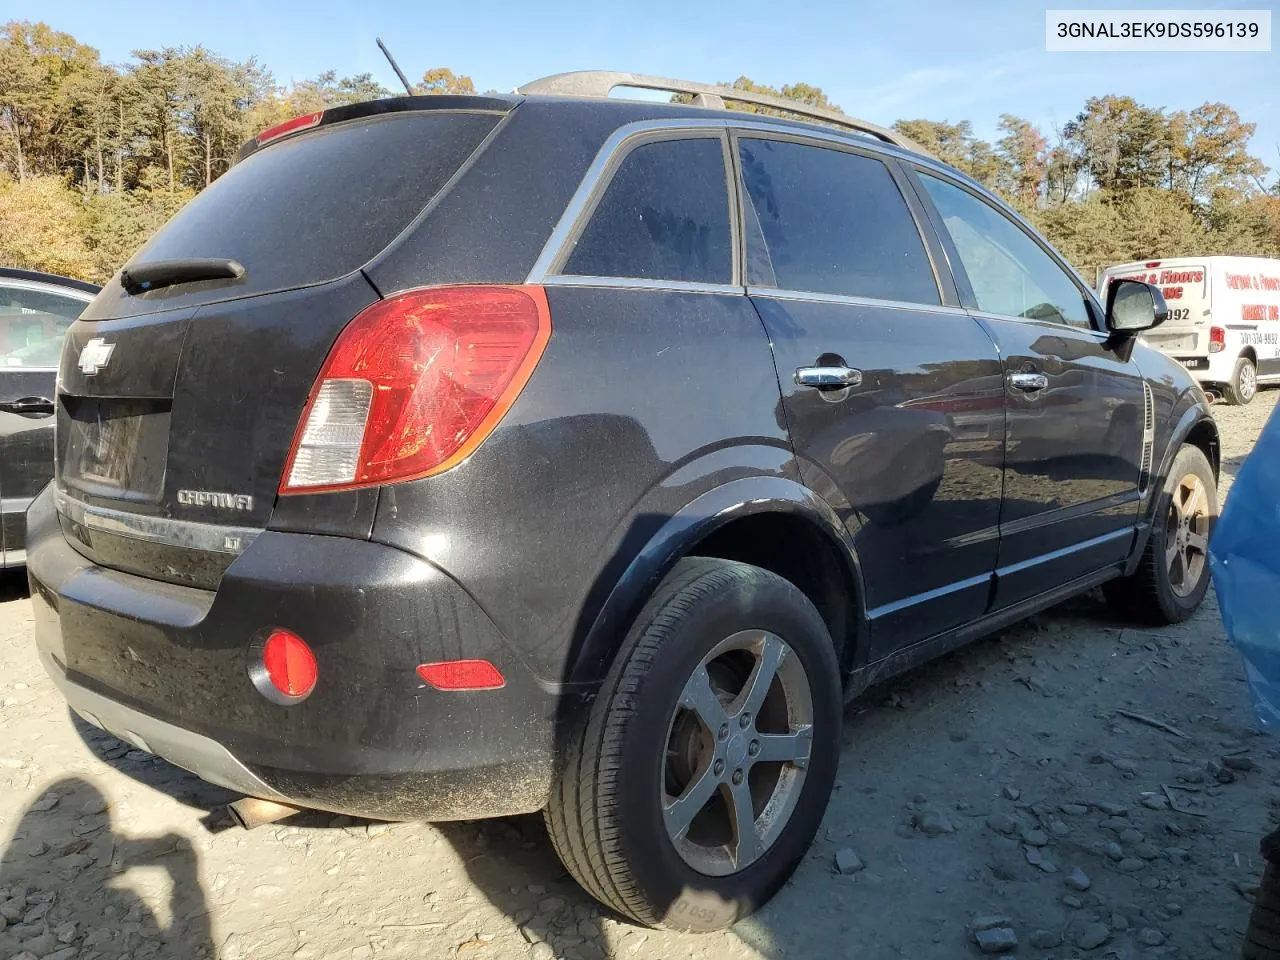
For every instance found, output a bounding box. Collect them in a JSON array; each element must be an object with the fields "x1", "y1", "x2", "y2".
[
  {"x1": 1104, "y1": 444, "x2": 1216, "y2": 624},
  {"x1": 1225, "y1": 355, "x2": 1258, "y2": 405},
  {"x1": 545, "y1": 558, "x2": 841, "y2": 931}
]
